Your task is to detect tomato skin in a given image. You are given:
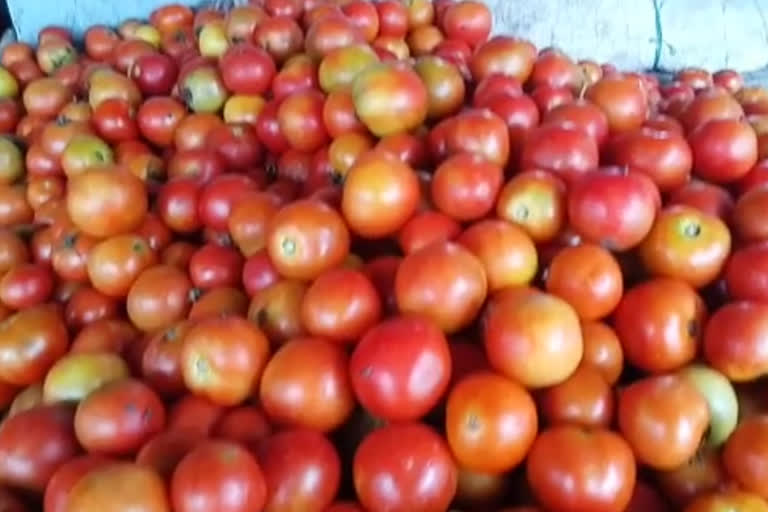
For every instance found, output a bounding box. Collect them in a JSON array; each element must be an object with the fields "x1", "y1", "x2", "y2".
[
  {"x1": 260, "y1": 337, "x2": 354, "y2": 432},
  {"x1": 520, "y1": 124, "x2": 599, "y2": 186},
  {"x1": 527, "y1": 426, "x2": 636, "y2": 512},
  {"x1": 137, "y1": 96, "x2": 187, "y2": 148},
  {"x1": 205, "y1": 122, "x2": 262, "y2": 171},
  {"x1": 74, "y1": 378, "x2": 165, "y2": 456},
  {"x1": 350, "y1": 315, "x2": 451, "y2": 422},
  {"x1": 0, "y1": 404, "x2": 80, "y2": 492},
  {"x1": 44, "y1": 455, "x2": 114, "y2": 512},
  {"x1": 431, "y1": 152, "x2": 503, "y2": 222},
  {"x1": 618, "y1": 374, "x2": 710, "y2": 470},
  {"x1": 395, "y1": 241, "x2": 487, "y2": 334},
  {"x1": 484, "y1": 290, "x2": 583, "y2": 388},
  {"x1": 171, "y1": 440, "x2": 267, "y2": 512},
  {"x1": 258, "y1": 429, "x2": 341, "y2": 512},
  {"x1": 266, "y1": 199, "x2": 350, "y2": 281},
  {"x1": 354, "y1": 422, "x2": 458, "y2": 512},
  {"x1": 127, "y1": 264, "x2": 193, "y2": 332},
  {"x1": 684, "y1": 490, "x2": 768, "y2": 512},
  {"x1": 188, "y1": 243, "x2": 243, "y2": 290},
  {"x1": 213, "y1": 406, "x2": 272, "y2": 451},
  {"x1": 586, "y1": 74, "x2": 648, "y2": 133},
  {"x1": 539, "y1": 365, "x2": 615, "y2": 428},
  {"x1": 733, "y1": 184, "x2": 768, "y2": 243},
  {"x1": 704, "y1": 301, "x2": 768, "y2": 382},
  {"x1": 219, "y1": 43, "x2": 275, "y2": 95},
  {"x1": 446, "y1": 371, "x2": 537, "y2": 474},
  {"x1": 613, "y1": 278, "x2": 704, "y2": 373},
  {"x1": 723, "y1": 416, "x2": 768, "y2": 500},
  {"x1": 0, "y1": 262, "x2": 54, "y2": 309},
  {"x1": 181, "y1": 315, "x2": 270, "y2": 406},
  {"x1": 300, "y1": 268, "x2": 382, "y2": 343},
  {"x1": 725, "y1": 242, "x2": 768, "y2": 302},
  {"x1": 689, "y1": 119, "x2": 758, "y2": 183},
  {"x1": 66, "y1": 462, "x2": 171, "y2": 512}
]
